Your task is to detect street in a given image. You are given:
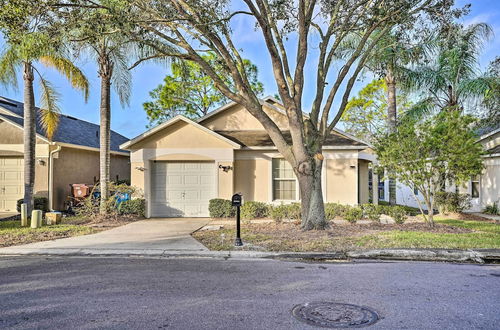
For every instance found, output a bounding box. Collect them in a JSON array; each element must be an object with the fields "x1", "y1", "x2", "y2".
[{"x1": 0, "y1": 257, "x2": 498, "y2": 329}]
